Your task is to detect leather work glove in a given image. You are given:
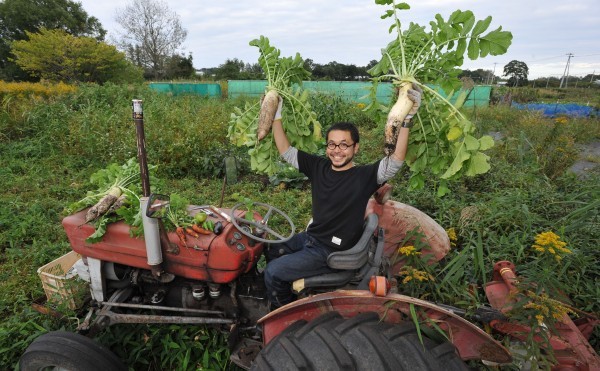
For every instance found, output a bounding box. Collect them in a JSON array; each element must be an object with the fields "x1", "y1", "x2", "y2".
[{"x1": 274, "y1": 96, "x2": 283, "y2": 121}]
